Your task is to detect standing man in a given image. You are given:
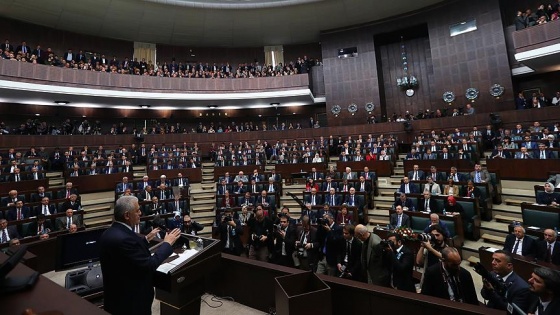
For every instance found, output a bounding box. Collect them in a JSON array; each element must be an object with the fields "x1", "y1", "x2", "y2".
[
  {"x1": 336, "y1": 224, "x2": 362, "y2": 280},
  {"x1": 481, "y1": 250, "x2": 537, "y2": 311},
  {"x1": 99, "y1": 196, "x2": 181, "y2": 315},
  {"x1": 386, "y1": 233, "x2": 415, "y2": 292},
  {"x1": 355, "y1": 224, "x2": 390, "y2": 286}
]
